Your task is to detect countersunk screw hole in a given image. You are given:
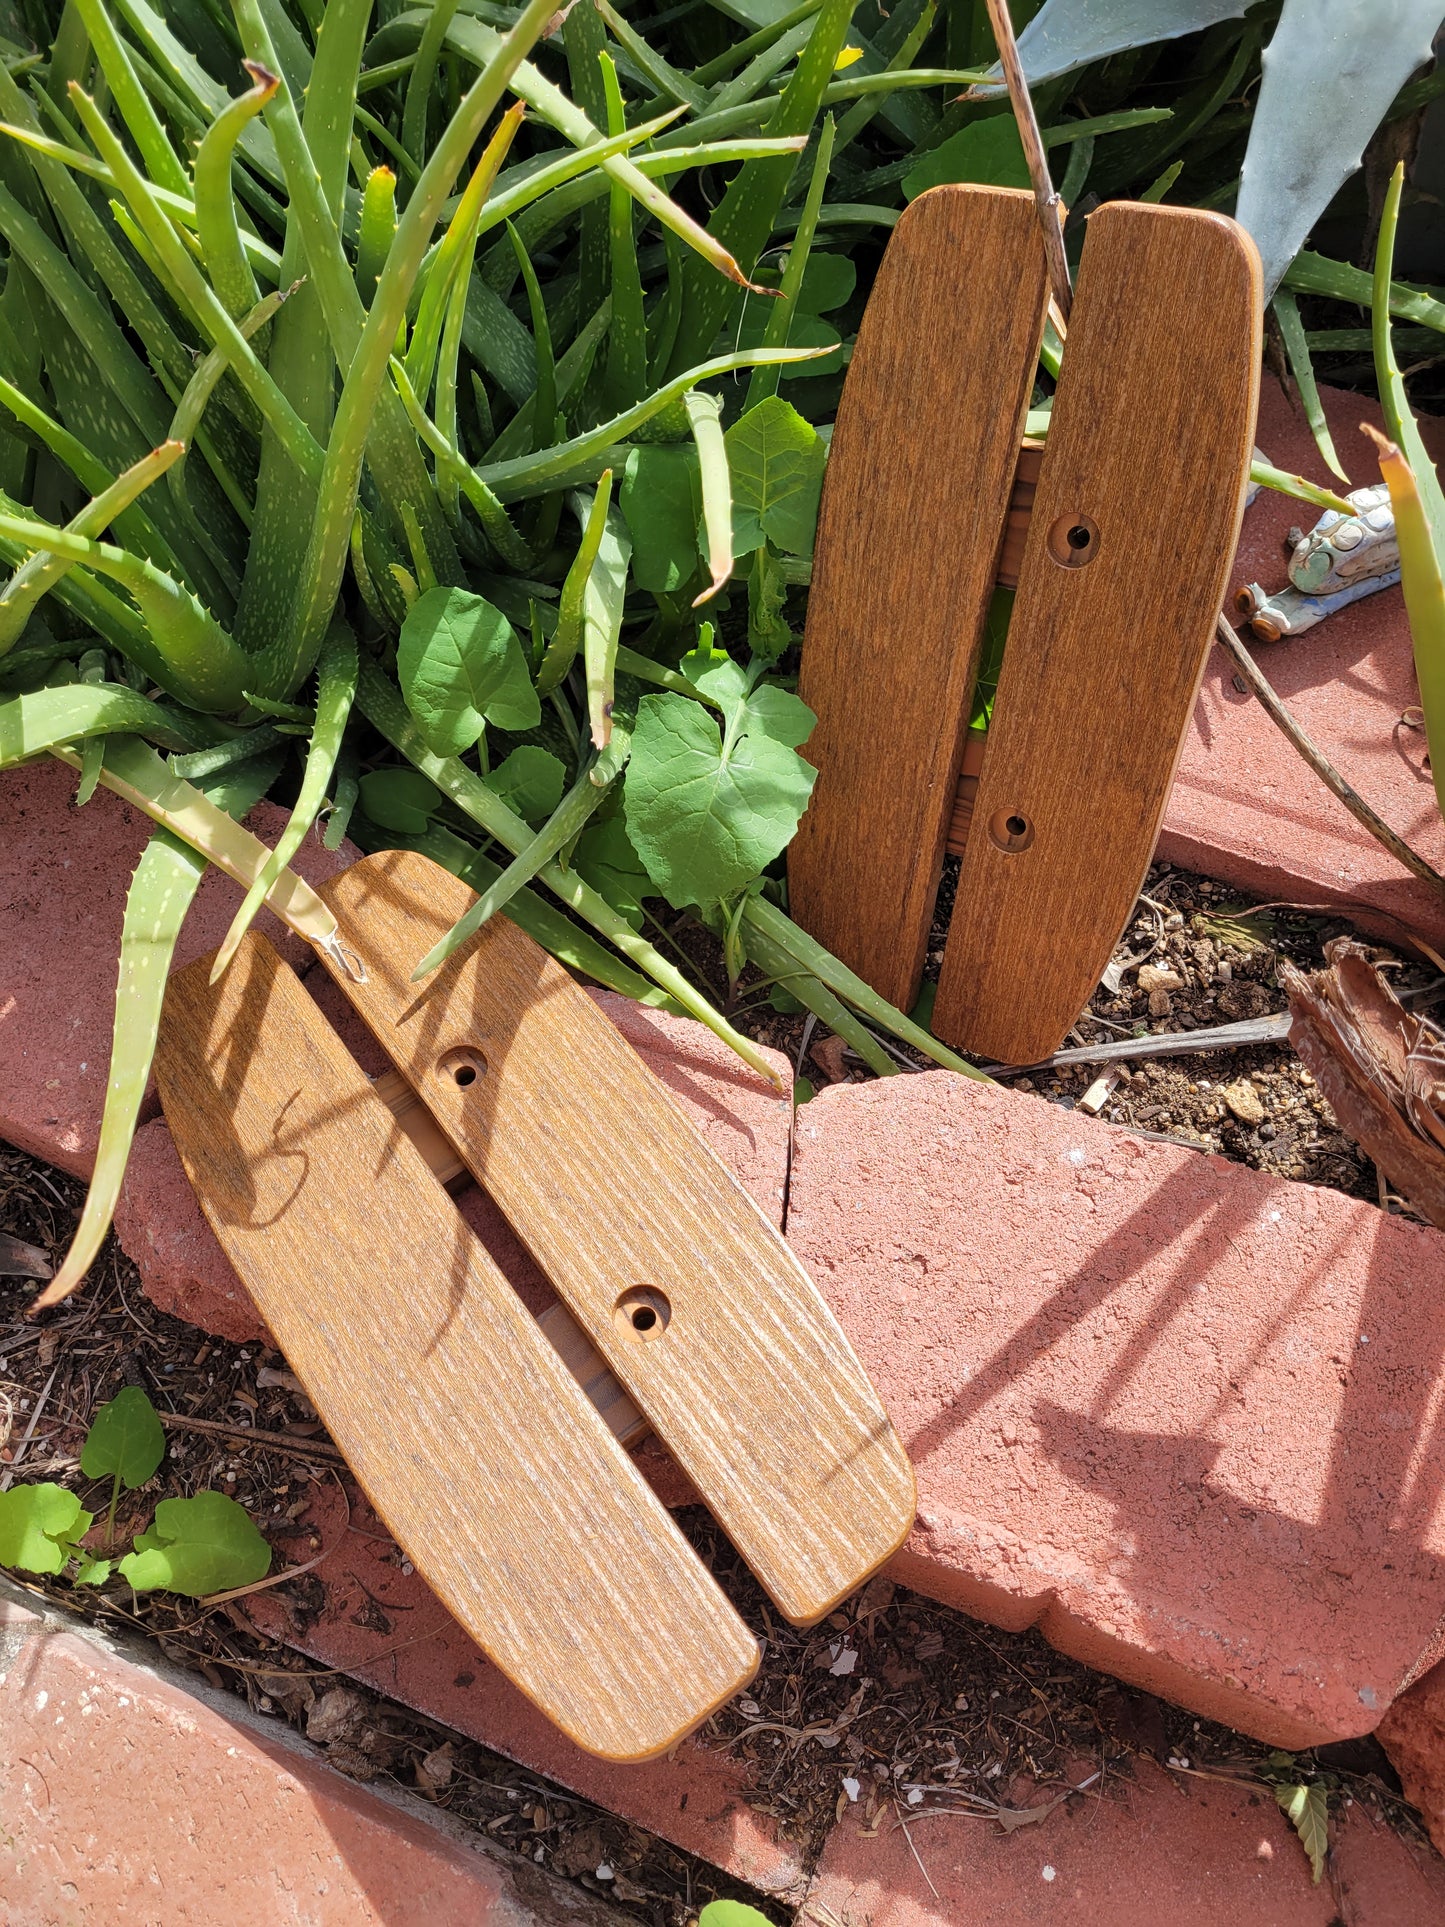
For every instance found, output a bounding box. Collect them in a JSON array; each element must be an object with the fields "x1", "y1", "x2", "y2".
[
  {"x1": 987, "y1": 808, "x2": 1035, "y2": 853},
  {"x1": 1047, "y1": 511, "x2": 1100, "y2": 569},
  {"x1": 614, "y1": 1286, "x2": 671, "y2": 1339},
  {"x1": 436, "y1": 1046, "x2": 488, "y2": 1088}
]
